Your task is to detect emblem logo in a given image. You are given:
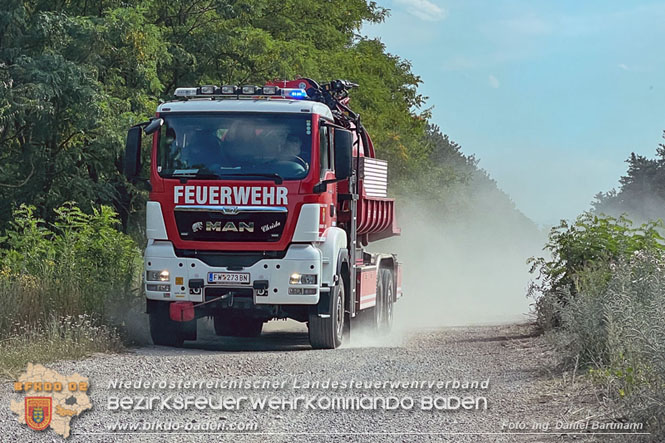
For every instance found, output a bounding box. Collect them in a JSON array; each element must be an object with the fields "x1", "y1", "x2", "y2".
[
  {"x1": 221, "y1": 206, "x2": 240, "y2": 215},
  {"x1": 192, "y1": 221, "x2": 203, "y2": 232},
  {"x1": 25, "y1": 397, "x2": 52, "y2": 431},
  {"x1": 205, "y1": 221, "x2": 254, "y2": 232},
  {"x1": 11, "y1": 364, "x2": 91, "y2": 438}
]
